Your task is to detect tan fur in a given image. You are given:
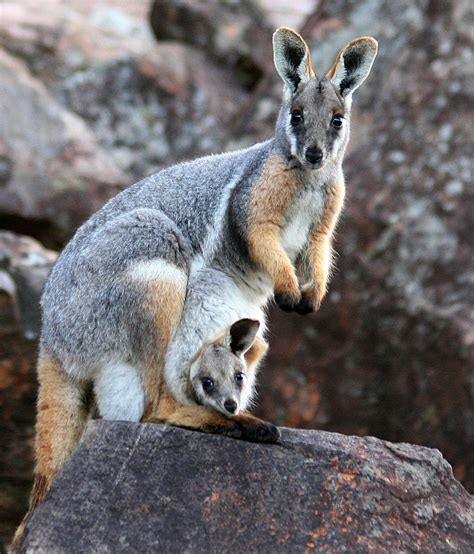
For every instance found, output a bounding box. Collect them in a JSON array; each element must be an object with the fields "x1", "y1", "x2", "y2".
[
  {"x1": 144, "y1": 386, "x2": 230, "y2": 427},
  {"x1": 33, "y1": 352, "x2": 89, "y2": 502},
  {"x1": 143, "y1": 383, "x2": 272, "y2": 437},
  {"x1": 142, "y1": 279, "x2": 187, "y2": 418},
  {"x1": 247, "y1": 154, "x2": 302, "y2": 301},
  {"x1": 300, "y1": 179, "x2": 345, "y2": 309},
  {"x1": 10, "y1": 353, "x2": 90, "y2": 553},
  {"x1": 244, "y1": 336, "x2": 269, "y2": 371}
]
